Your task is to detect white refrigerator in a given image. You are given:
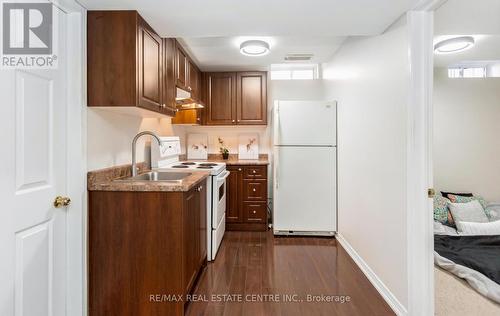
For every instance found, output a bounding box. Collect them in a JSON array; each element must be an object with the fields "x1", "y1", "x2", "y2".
[{"x1": 272, "y1": 100, "x2": 337, "y2": 236}]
